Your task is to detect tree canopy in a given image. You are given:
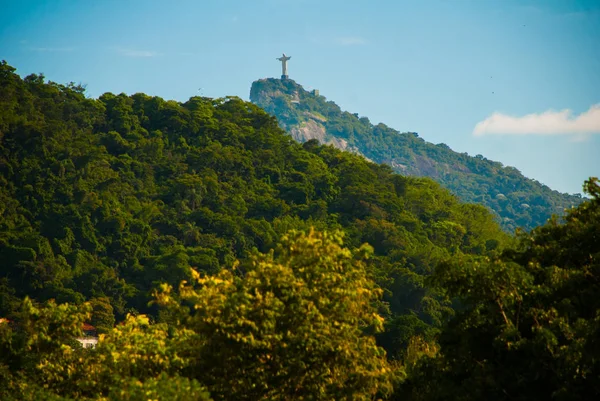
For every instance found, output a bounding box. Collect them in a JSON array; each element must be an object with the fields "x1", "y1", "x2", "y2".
[
  {"x1": 397, "y1": 177, "x2": 600, "y2": 400},
  {"x1": 1, "y1": 230, "x2": 397, "y2": 400},
  {"x1": 1, "y1": 61, "x2": 597, "y2": 399},
  {"x1": 0, "y1": 60, "x2": 508, "y2": 357}
]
